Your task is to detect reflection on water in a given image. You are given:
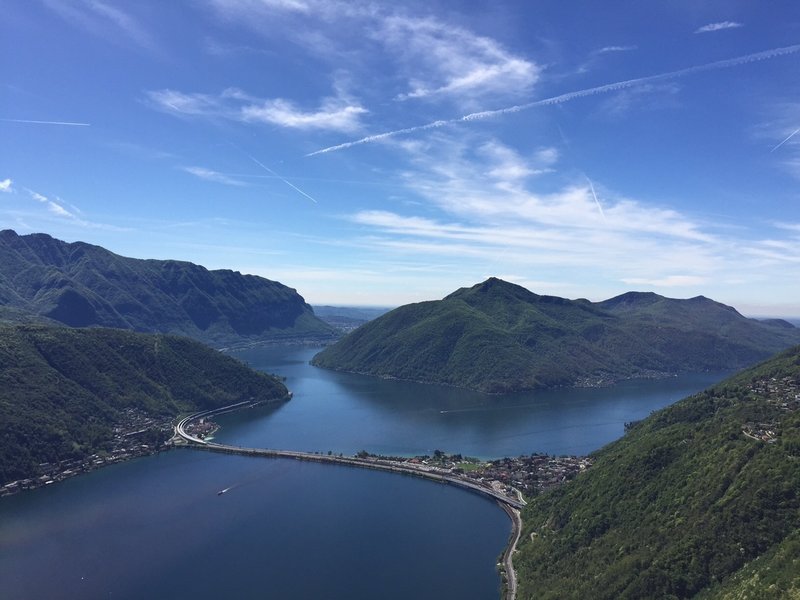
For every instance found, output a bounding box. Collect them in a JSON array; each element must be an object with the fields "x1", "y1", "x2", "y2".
[{"x1": 223, "y1": 345, "x2": 730, "y2": 458}]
